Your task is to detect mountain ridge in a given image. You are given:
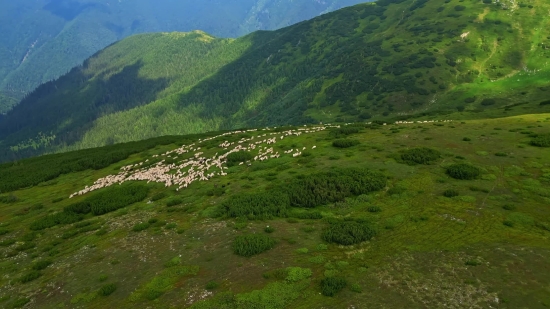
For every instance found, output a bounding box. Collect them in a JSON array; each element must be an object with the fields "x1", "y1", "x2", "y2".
[{"x1": 0, "y1": 0, "x2": 368, "y2": 113}]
